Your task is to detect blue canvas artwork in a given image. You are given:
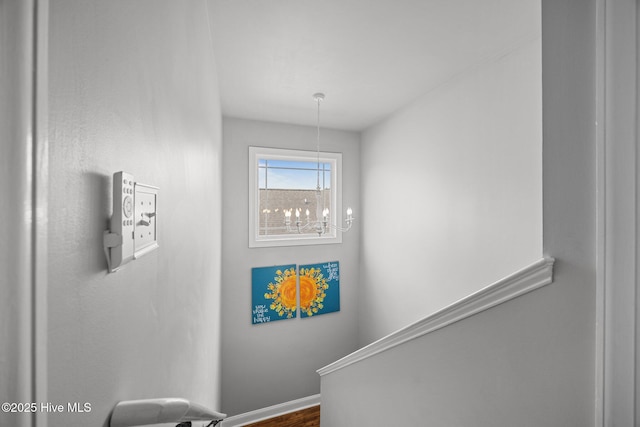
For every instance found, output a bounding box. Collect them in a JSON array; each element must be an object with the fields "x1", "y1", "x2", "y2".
[
  {"x1": 298, "y1": 261, "x2": 340, "y2": 318},
  {"x1": 251, "y1": 264, "x2": 297, "y2": 325}
]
